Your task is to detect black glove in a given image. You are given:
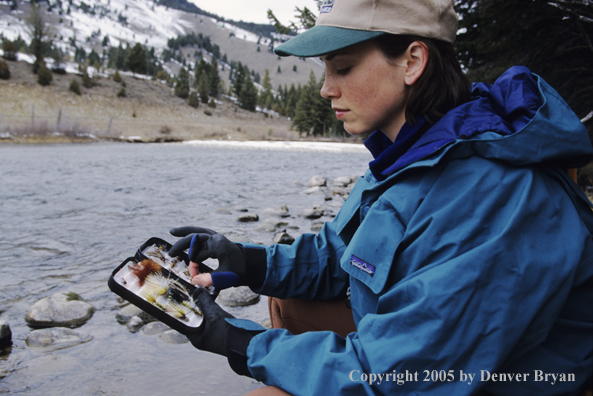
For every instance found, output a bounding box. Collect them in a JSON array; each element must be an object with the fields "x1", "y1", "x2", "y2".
[
  {"x1": 169, "y1": 226, "x2": 267, "y2": 290},
  {"x1": 188, "y1": 287, "x2": 233, "y2": 356},
  {"x1": 190, "y1": 287, "x2": 264, "y2": 377}
]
